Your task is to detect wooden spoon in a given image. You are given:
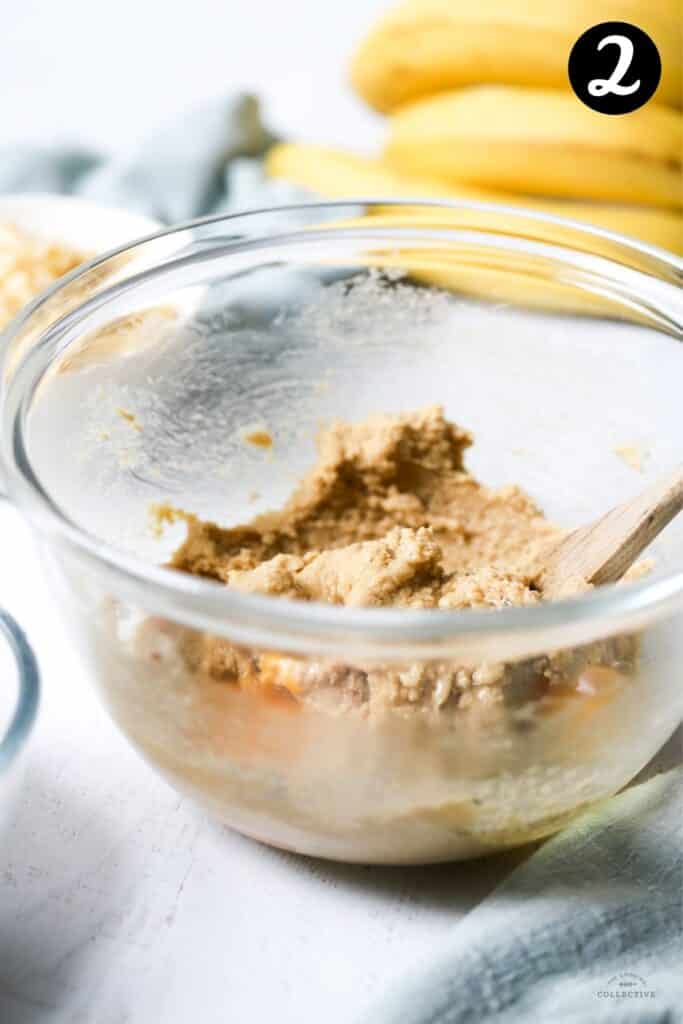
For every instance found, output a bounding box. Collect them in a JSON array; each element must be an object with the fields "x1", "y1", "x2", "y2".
[{"x1": 542, "y1": 468, "x2": 683, "y2": 599}]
